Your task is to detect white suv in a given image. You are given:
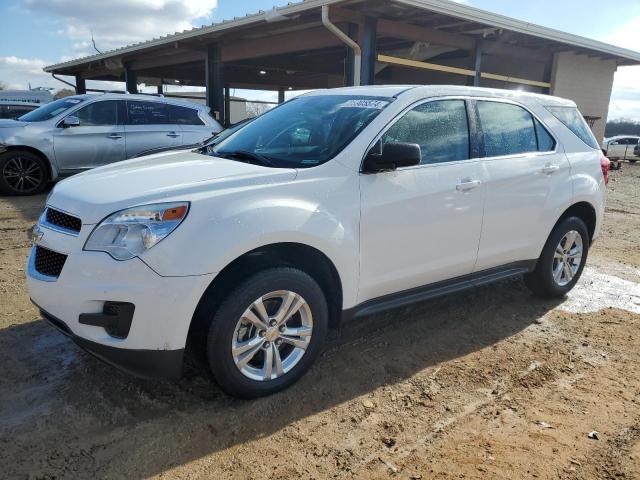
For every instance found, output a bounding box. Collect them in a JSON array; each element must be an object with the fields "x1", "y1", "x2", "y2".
[{"x1": 27, "y1": 85, "x2": 609, "y2": 398}]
